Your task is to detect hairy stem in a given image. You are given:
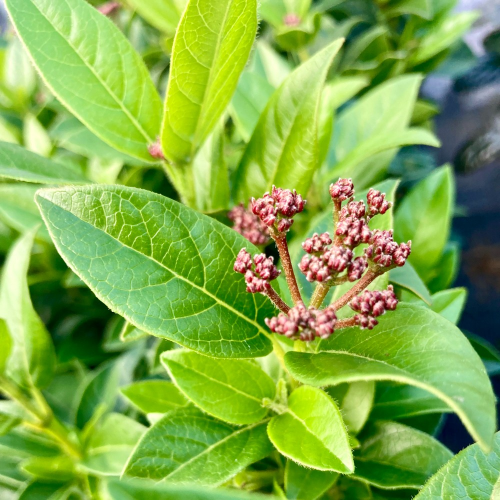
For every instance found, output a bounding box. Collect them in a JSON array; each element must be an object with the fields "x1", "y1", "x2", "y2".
[
  {"x1": 272, "y1": 232, "x2": 303, "y2": 305},
  {"x1": 266, "y1": 287, "x2": 290, "y2": 314},
  {"x1": 331, "y1": 269, "x2": 381, "y2": 311},
  {"x1": 335, "y1": 317, "x2": 358, "y2": 329},
  {"x1": 310, "y1": 282, "x2": 330, "y2": 309},
  {"x1": 333, "y1": 199, "x2": 342, "y2": 245}
]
